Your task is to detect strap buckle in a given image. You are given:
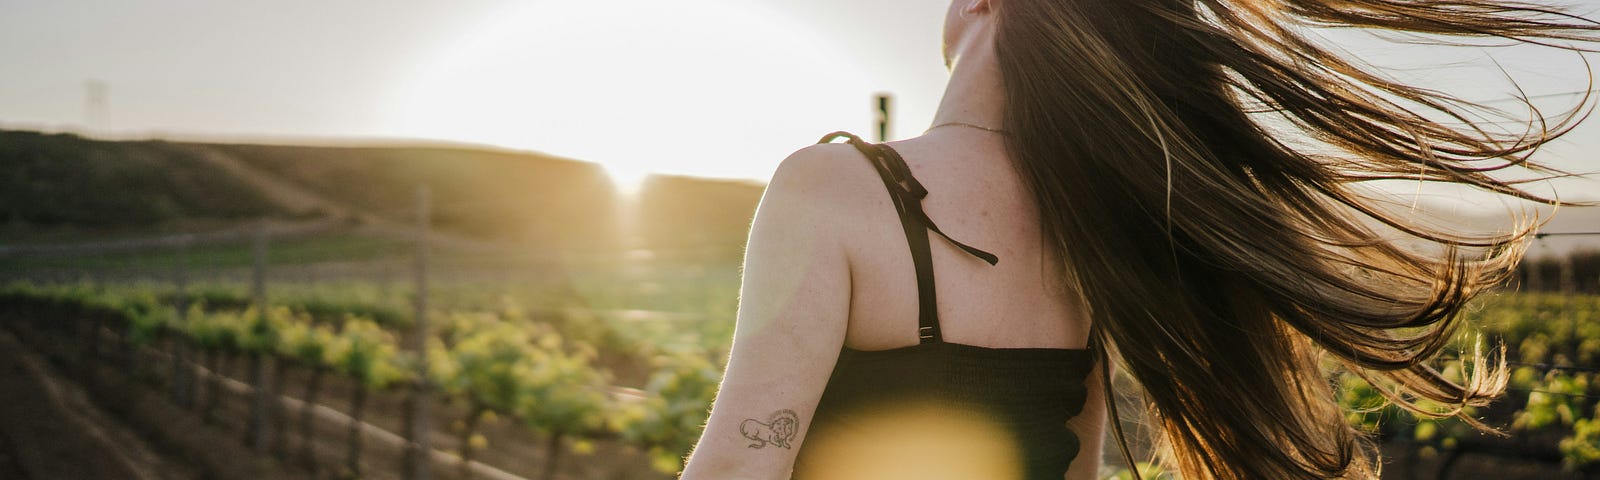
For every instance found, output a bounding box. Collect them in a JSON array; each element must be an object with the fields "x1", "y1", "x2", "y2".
[{"x1": 918, "y1": 325, "x2": 935, "y2": 340}]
